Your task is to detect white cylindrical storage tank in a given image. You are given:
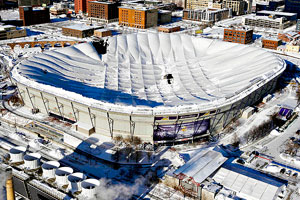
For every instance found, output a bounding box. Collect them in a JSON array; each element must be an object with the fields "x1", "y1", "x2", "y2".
[
  {"x1": 23, "y1": 153, "x2": 41, "y2": 170},
  {"x1": 68, "y1": 172, "x2": 86, "y2": 192},
  {"x1": 42, "y1": 161, "x2": 60, "y2": 179},
  {"x1": 81, "y1": 179, "x2": 100, "y2": 199},
  {"x1": 9, "y1": 146, "x2": 26, "y2": 163},
  {"x1": 55, "y1": 167, "x2": 73, "y2": 187}
]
